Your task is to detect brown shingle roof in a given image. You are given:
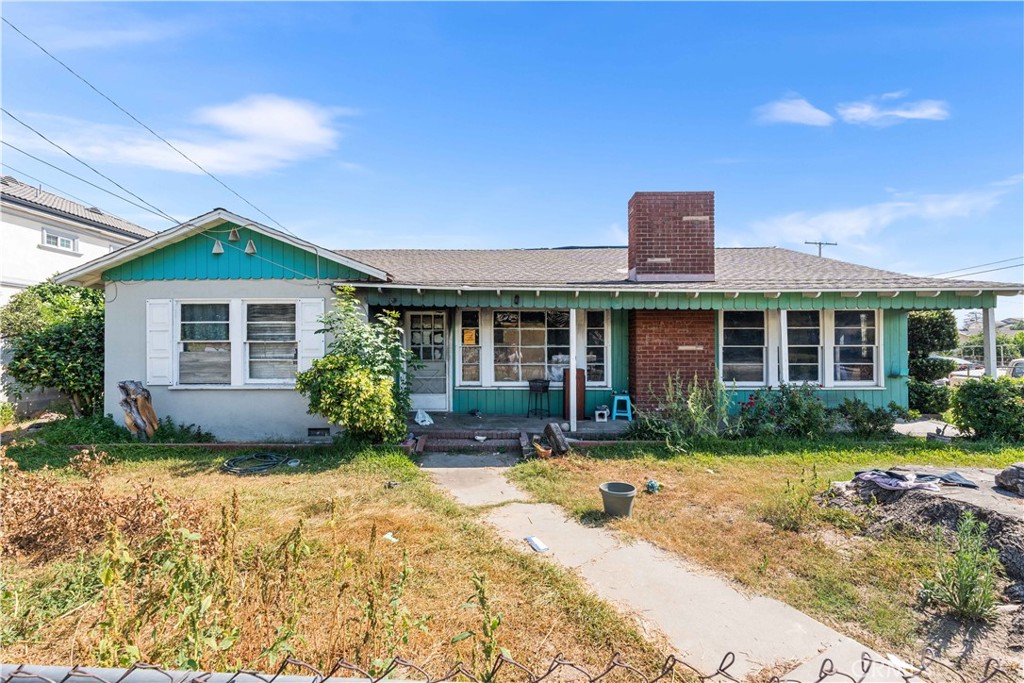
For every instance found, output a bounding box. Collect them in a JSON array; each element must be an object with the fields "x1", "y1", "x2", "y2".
[
  {"x1": 336, "y1": 246, "x2": 1021, "y2": 292},
  {"x1": 1, "y1": 175, "x2": 154, "y2": 239}
]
